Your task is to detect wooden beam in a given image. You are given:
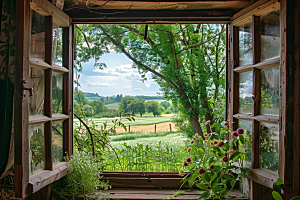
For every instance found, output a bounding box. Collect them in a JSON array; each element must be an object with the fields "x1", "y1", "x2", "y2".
[
  {"x1": 45, "y1": 16, "x2": 53, "y2": 66},
  {"x1": 30, "y1": 59, "x2": 69, "y2": 73},
  {"x1": 233, "y1": 57, "x2": 280, "y2": 73}
]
